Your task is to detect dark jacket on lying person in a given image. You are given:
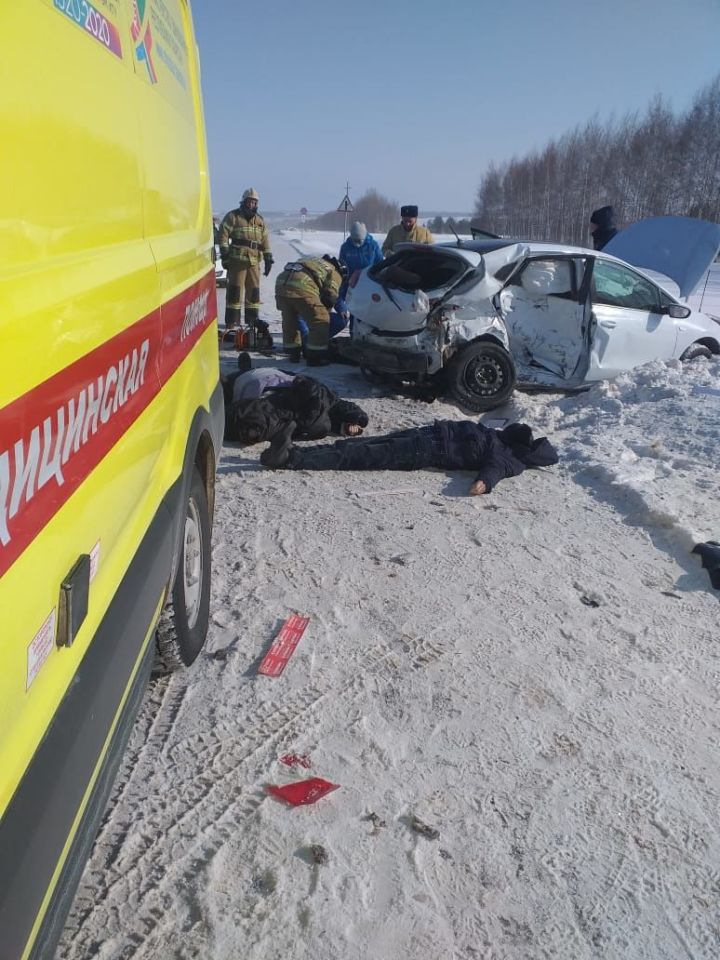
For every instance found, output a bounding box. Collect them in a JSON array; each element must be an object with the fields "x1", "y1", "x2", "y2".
[
  {"x1": 261, "y1": 418, "x2": 559, "y2": 495},
  {"x1": 434, "y1": 421, "x2": 558, "y2": 491},
  {"x1": 223, "y1": 371, "x2": 369, "y2": 444}
]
